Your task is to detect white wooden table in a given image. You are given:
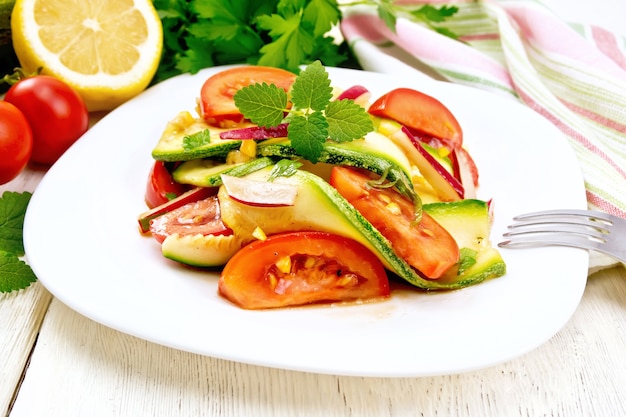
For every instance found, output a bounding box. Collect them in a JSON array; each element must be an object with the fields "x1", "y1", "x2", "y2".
[{"x1": 2, "y1": 1, "x2": 626, "y2": 416}]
